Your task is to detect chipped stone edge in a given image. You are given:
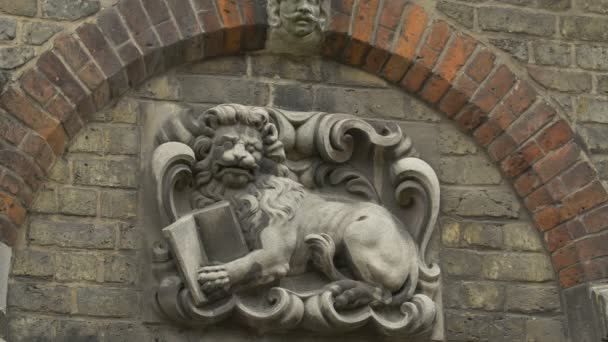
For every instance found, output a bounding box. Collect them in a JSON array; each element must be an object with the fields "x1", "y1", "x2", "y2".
[
  {"x1": 0, "y1": 241, "x2": 10, "y2": 339},
  {"x1": 590, "y1": 283, "x2": 608, "y2": 341}
]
